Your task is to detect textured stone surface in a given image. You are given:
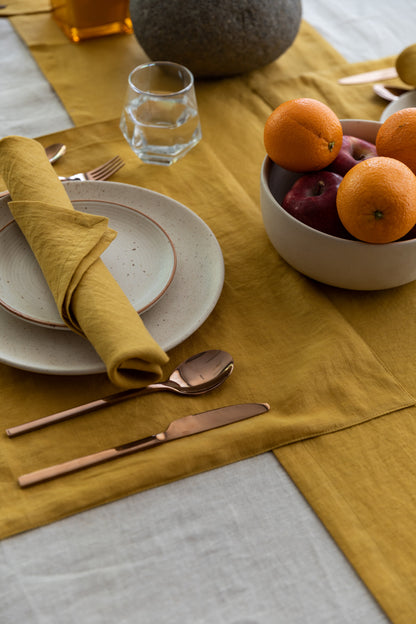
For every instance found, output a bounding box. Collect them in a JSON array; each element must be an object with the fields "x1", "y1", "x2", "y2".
[{"x1": 129, "y1": 0, "x2": 302, "y2": 78}]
